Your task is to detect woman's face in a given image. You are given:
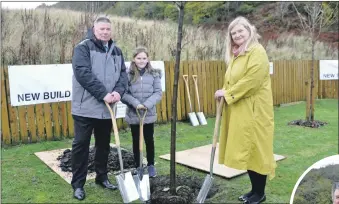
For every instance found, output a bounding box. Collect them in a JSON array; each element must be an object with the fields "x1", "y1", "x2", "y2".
[
  {"x1": 334, "y1": 189, "x2": 339, "y2": 204},
  {"x1": 133, "y1": 52, "x2": 148, "y2": 69},
  {"x1": 230, "y1": 24, "x2": 250, "y2": 46}
]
